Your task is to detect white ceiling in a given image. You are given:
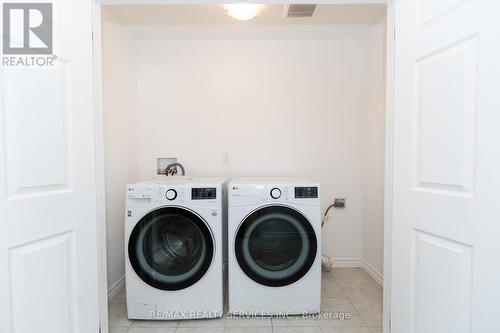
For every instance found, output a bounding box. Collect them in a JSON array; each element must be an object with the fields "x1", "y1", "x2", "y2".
[
  {"x1": 104, "y1": 4, "x2": 387, "y2": 39},
  {"x1": 106, "y1": 4, "x2": 386, "y2": 26}
]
